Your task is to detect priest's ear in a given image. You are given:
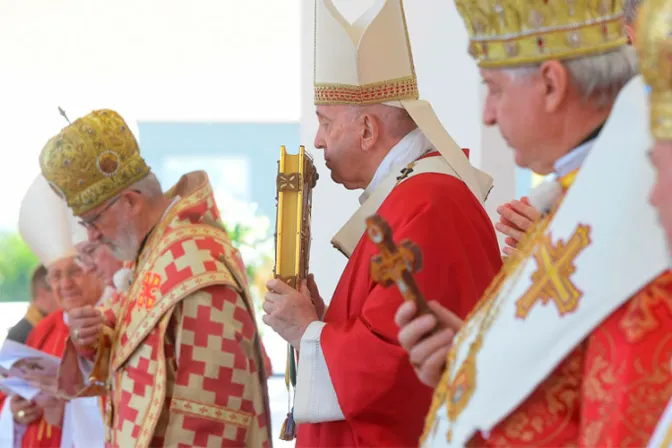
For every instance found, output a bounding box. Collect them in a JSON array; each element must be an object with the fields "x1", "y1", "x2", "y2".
[
  {"x1": 538, "y1": 60, "x2": 571, "y2": 114},
  {"x1": 358, "y1": 109, "x2": 381, "y2": 153},
  {"x1": 118, "y1": 189, "x2": 145, "y2": 218}
]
